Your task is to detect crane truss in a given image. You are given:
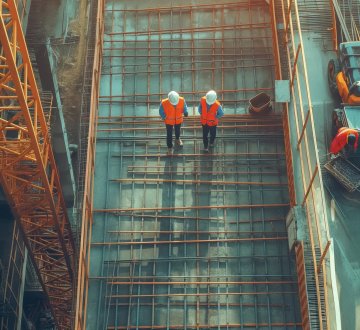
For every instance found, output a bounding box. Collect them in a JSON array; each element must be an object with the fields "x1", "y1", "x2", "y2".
[{"x1": 0, "y1": 1, "x2": 75, "y2": 328}]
